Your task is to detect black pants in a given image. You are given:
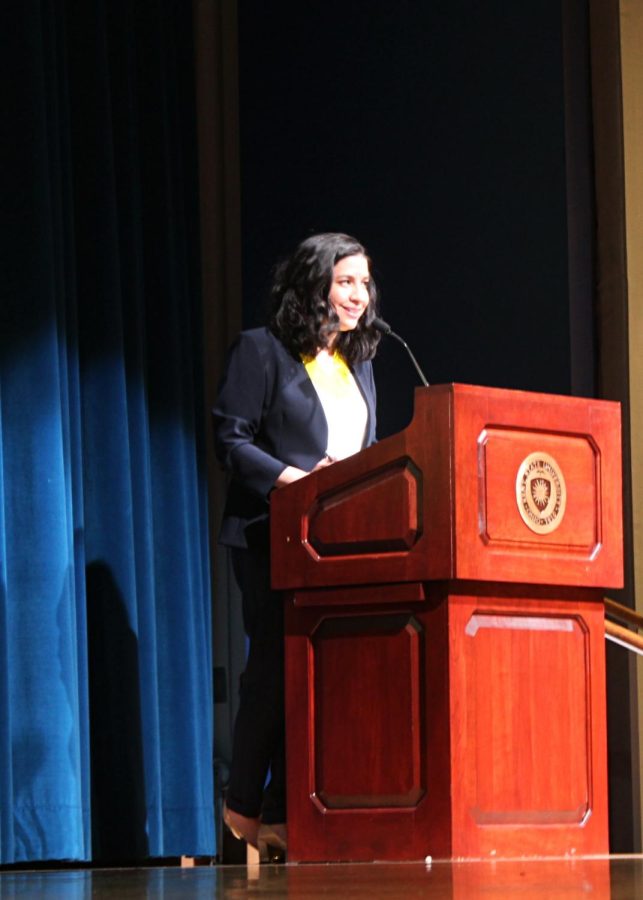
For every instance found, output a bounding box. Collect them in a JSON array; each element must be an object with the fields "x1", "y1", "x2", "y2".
[{"x1": 226, "y1": 545, "x2": 286, "y2": 824}]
